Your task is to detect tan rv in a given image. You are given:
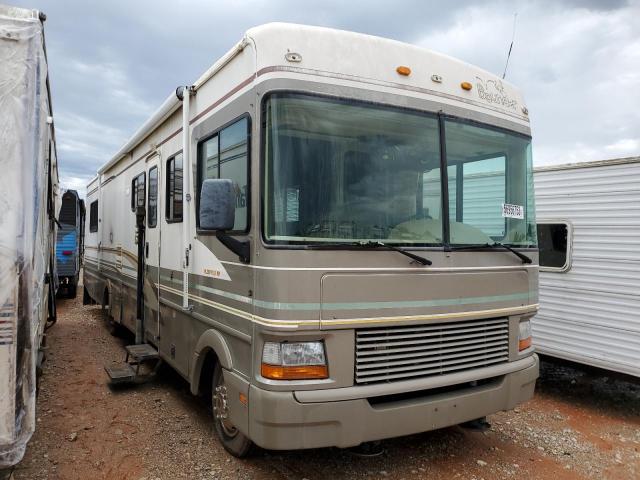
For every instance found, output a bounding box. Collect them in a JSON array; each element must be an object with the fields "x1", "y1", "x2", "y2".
[{"x1": 84, "y1": 23, "x2": 539, "y2": 456}]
